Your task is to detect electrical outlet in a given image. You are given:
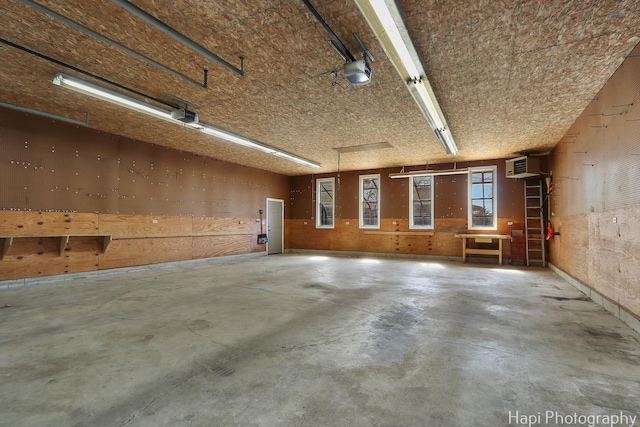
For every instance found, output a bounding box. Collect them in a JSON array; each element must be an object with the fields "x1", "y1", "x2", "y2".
[
  {"x1": 613, "y1": 217, "x2": 617, "y2": 223},
  {"x1": 345, "y1": 221, "x2": 350, "y2": 225},
  {"x1": 303, "y1": 221, "x2": 307, "y2": 225},
  {"x1": 152, "y1": 219, "x2": 158, "y2": 224},
  {"x1": 239, "y1": 220, "x2": 244, "y2": 224}
]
